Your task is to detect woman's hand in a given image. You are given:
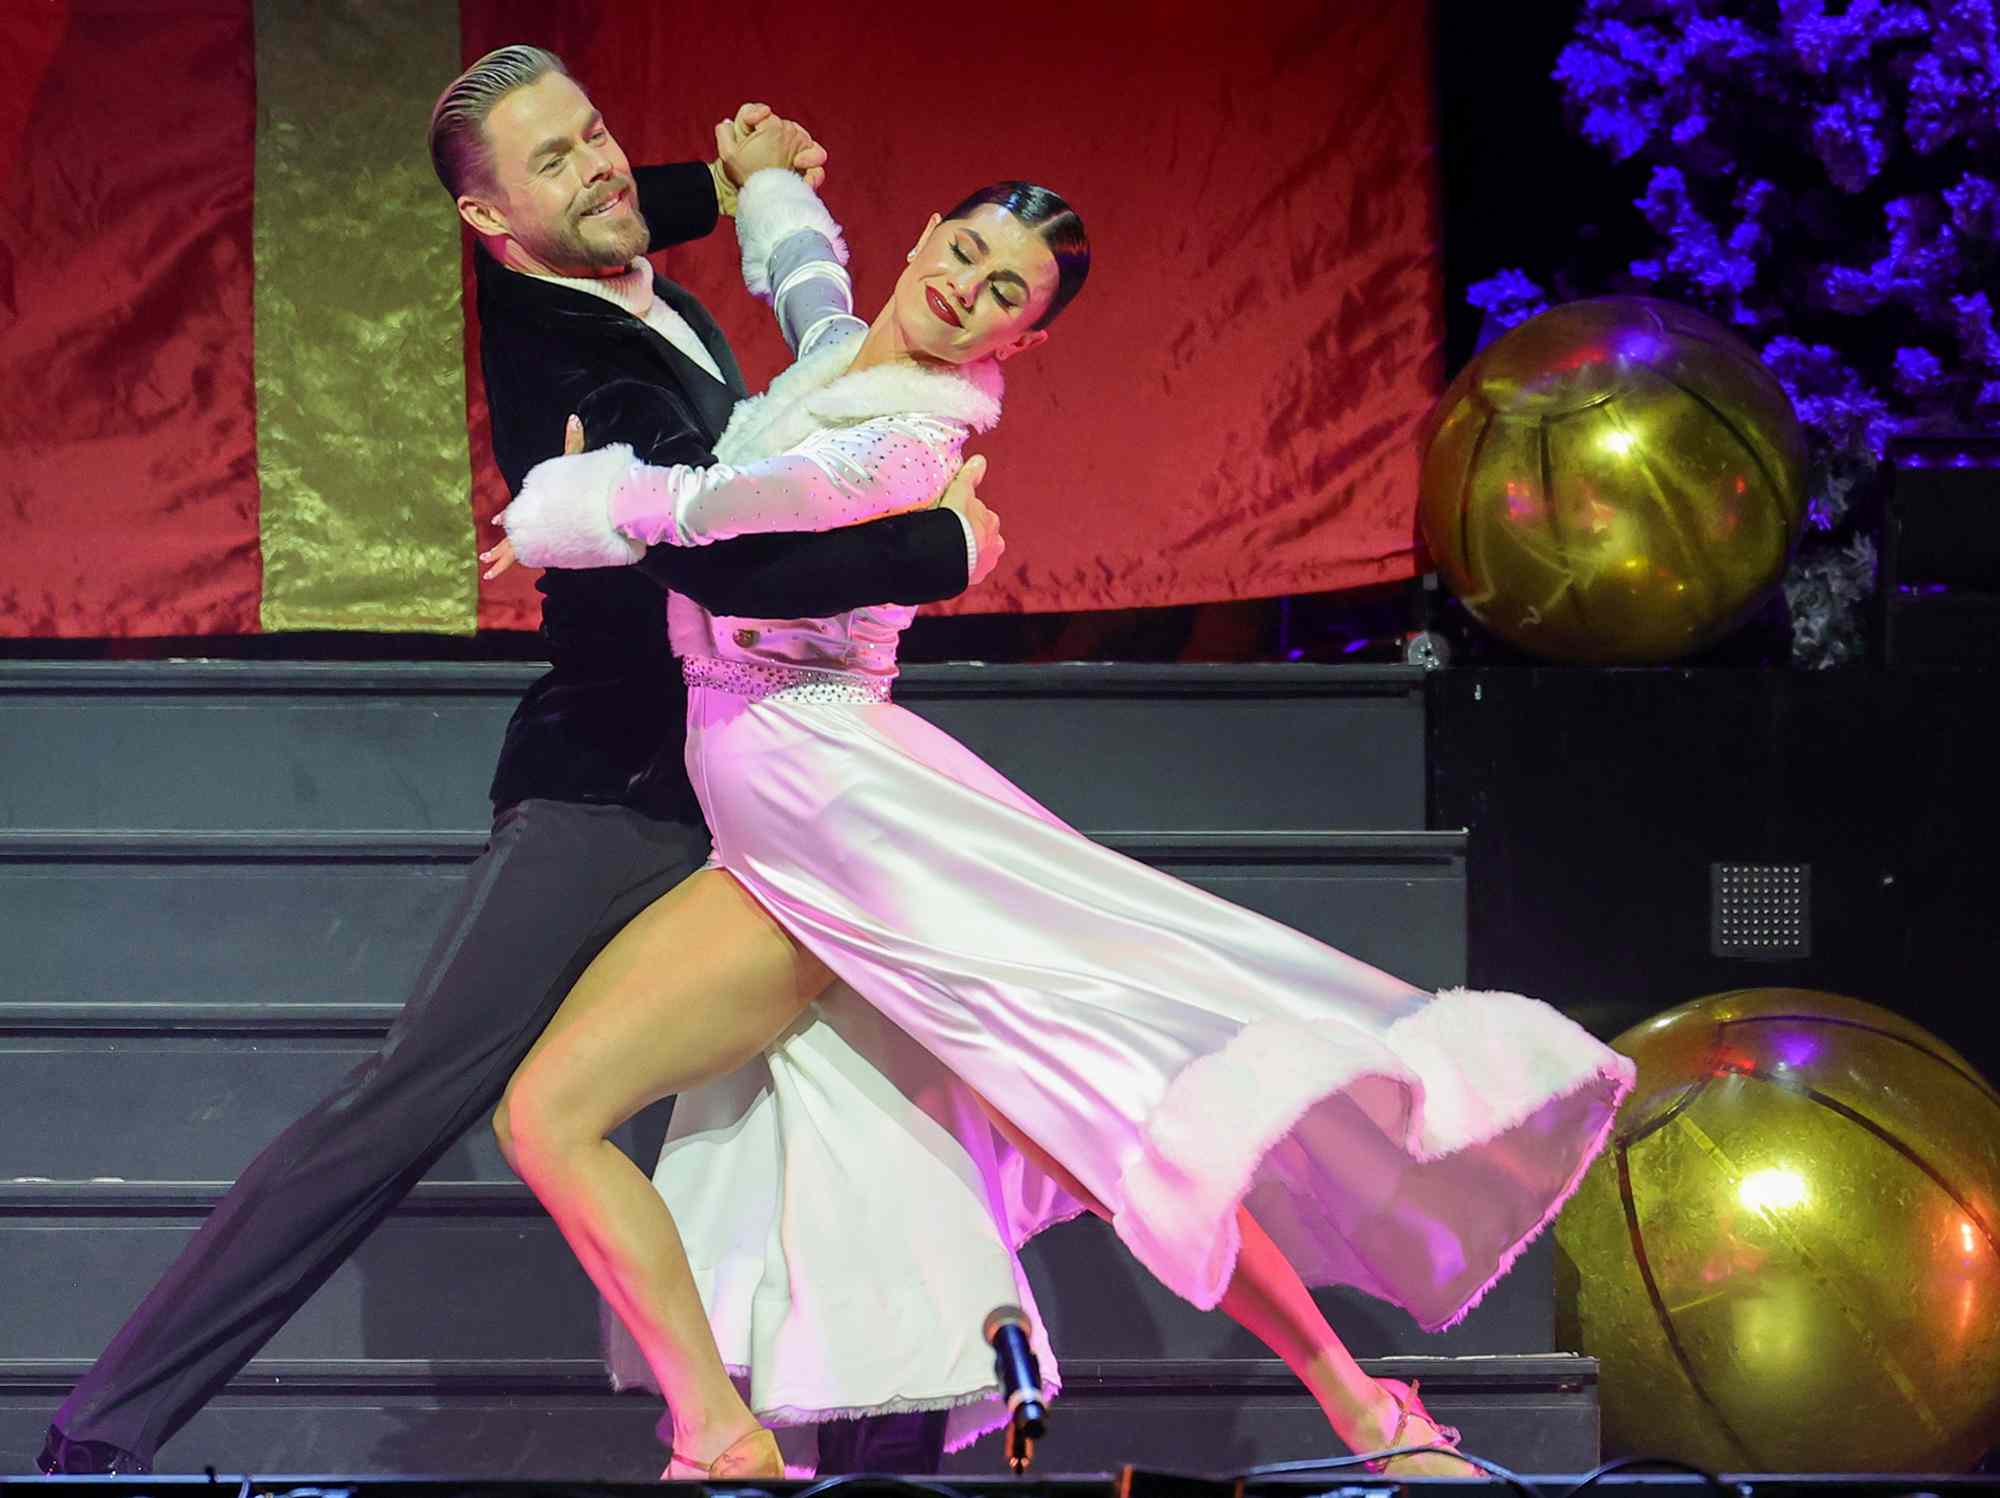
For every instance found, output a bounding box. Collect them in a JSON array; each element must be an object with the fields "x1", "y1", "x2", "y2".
[
  {"x1": 940, "y1": 455, "x2": 1005, "y2": 587},
  {"x1": 715, "y1": 103, "x2": 827, "y2": 190},
  {"x1": 481, "y1": 415, "x2": 588, "y2": 579},
  {"x1": 480, "y1": 536, "x2": 519, "y2": 581}
]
